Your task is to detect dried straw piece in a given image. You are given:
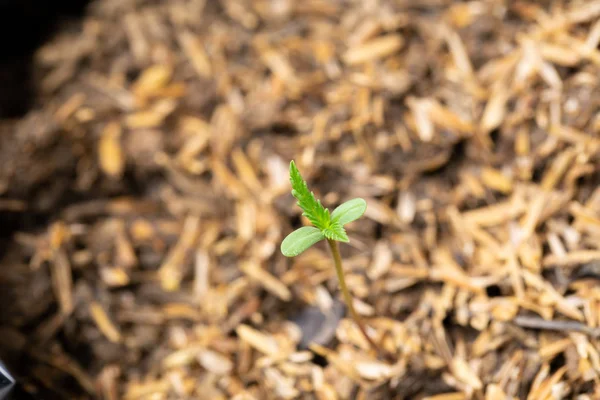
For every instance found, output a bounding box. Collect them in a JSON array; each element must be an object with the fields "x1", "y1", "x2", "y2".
[
  {"x1": 258, "y1": 46, "x2": 300, "y2": 88},
  {"x1": 543, "y1": 250, "x2": 600, "y2": 268},
  {"x1": 125, "y1": 99, "x2": 177, "y2": 128},
  {"x1": 124, "y1": 380, "x2": 170, "y2": 400},
  {"x1": 124, "y1": 13, "x2": 149, "y2": 63},
  {"x1": 569, "y1": 202, "x2": 600, "y2": 229},
  {"x1": 132, "y1": 64, "x2": 173, "y2": 104},
  {"x1": 480, "y1": 83, "x2": 509, "y2": 135},
  {"x1": 98, "y1": 121, "x2": 125, "y2": 178},
  {"x1": 539, "y1": 338, "x2": 572, "y2": 359},
  {"x1": 342, "y1": 34, "x2": 404, "y2": 65},
  {"x1": 539, "y1": 42, "x2": 580, "y2": 66},
  {"x1": 240, "y1": 260, "x2": 292, "y2": 301},
  {"x1": 529, "y1": 365, "x2": 567, "y2": 400},
  {"x1": 423, "y1": 392, "x2": 467, "y2": 400},
  {"x1": 178, "y1": 31, "x2": 212, "y2": 78},
  {"x1": 158, "y1": 215, "x2": 200, "y2": 291},
  {"x1": 463, "y1": 197, "x2": 525, "y2": 227},
  {"x1": 232, "y1": 148, "x2": 263, "y2": 194},
  {"x1": 363, "y1": 199, "x2": 398, "y2": 226},
  {"x1": 193, "y1": 250, "x2": 210, "y2": 302},
  {"x1": 309, "y1": 344, "x2": 361, "y2": 382},
  {"x1": 55, "y1": 93, "x2": 86, "y2": 123},
  {"x1": 368, "y1": 241, "x2": 392, "y2": 280},
  {"x1": 198, "y1": 349, "x2": 234, "y2": 375},
  {"x1": 349, "y1": 20, "x2": 382, "y2": 45},
  {"x1": 100, "y1": 267, "x2": 130, "y2": 287},
  {"x1": 97, "y1": 365, "x2": 120, "y2": 400},
  {"x1": 540, "y1": 149, "x2": 576, "y2": 190},
  {"x1": 353, "y1": 360, "x2": 397, "y2": 380},
  {"x1": 162, "y1": 345, "x2": 203, "y2": 369},
  {"x1": 50, "y1": 246, "x2": 74, "y2": 315},
  {"x1": 47, "y1": 222, "x2": 74, "y2": 315},
  {"x1": 429, "y1": 101, "x2": 474, "y2": 135},
  {"x1": 481, "y1": 167, "x2": 513, "y2": 194},
  {"x1": 443, "y1": 26, "x2": 474, "y2": 78},
  {"x1": 406, "y1": 97, "x2": 434, "y2": 142},
  {"x1": 89, "y1": 302, "x2": 122, "y2": 343},
  {"x1": 235, "y1": 324, "x2": 280, "y2": 357}
]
